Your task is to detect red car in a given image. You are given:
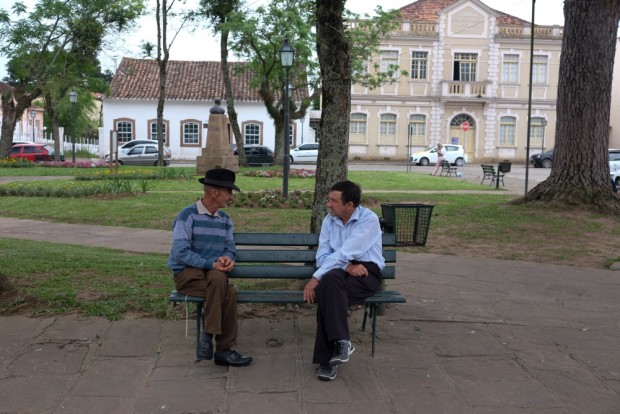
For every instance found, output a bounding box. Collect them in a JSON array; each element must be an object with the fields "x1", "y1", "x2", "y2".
[{"x1": 10, "y1": 143, "x2": 56, "y2": 162}]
